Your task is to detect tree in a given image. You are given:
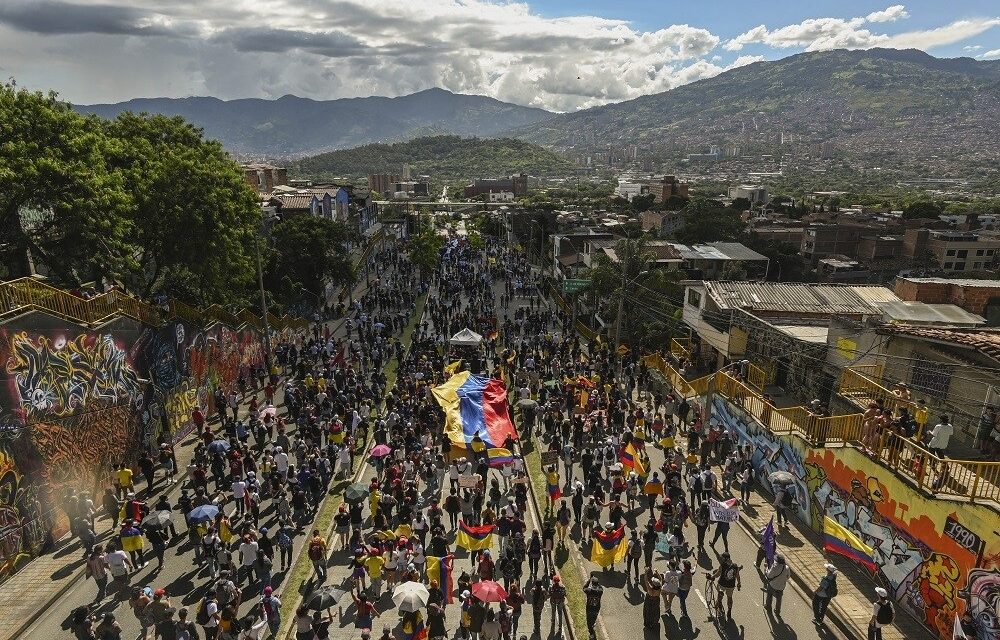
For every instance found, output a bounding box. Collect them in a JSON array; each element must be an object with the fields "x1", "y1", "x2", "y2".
[
  {"x1": 265, "y1": 216, "x2": 357, "y2": 308},
  {"x1": 630, "y1": 193, "x2": 656, "y2": 213},
  {"x1": 103, "y1": 113, "x2": 260, "y2": 304},
  {"x1": 674, "y1": 197, "x2": 745, "y2": 245},
  {"x1": 902, "y1": 201, "x2": 943, "y2": 220},
  {"x1": 408, "y1": 228, "x2": 445, "y2": 279},
  {"x1": 0, "y1": 82, "x2": 134, "y2": 283},
  {"x1": 663, "y1": 194, "x2": 689, "y2": 211},
  {"x1": 729, "y1": 197, "x2": 752, "y2": 211}
]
